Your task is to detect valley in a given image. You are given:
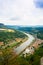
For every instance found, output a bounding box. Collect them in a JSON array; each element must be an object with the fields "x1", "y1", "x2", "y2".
[{"x1": 0, "y1": 23, "x2": 43, "y2": 65}]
